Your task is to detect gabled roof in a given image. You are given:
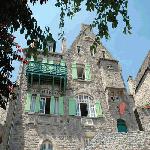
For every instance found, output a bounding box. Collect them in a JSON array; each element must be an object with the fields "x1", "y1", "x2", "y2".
[{"x1": 135, "y1": 50, "x2": 150, "y2": 89}]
